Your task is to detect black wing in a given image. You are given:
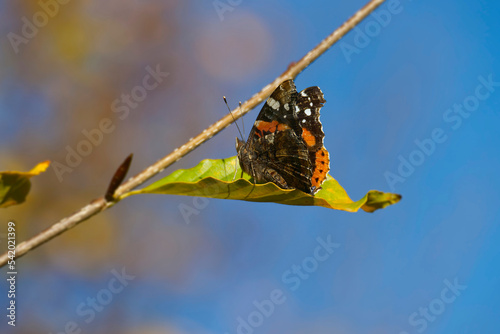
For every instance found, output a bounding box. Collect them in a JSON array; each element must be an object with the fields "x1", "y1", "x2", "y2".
[
  {"x1": 246, "y1": 79, "x2": 302, "y2": 143},
  {"x1": 295, "y1": 86, "x2": 330, "y2": 193}
]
